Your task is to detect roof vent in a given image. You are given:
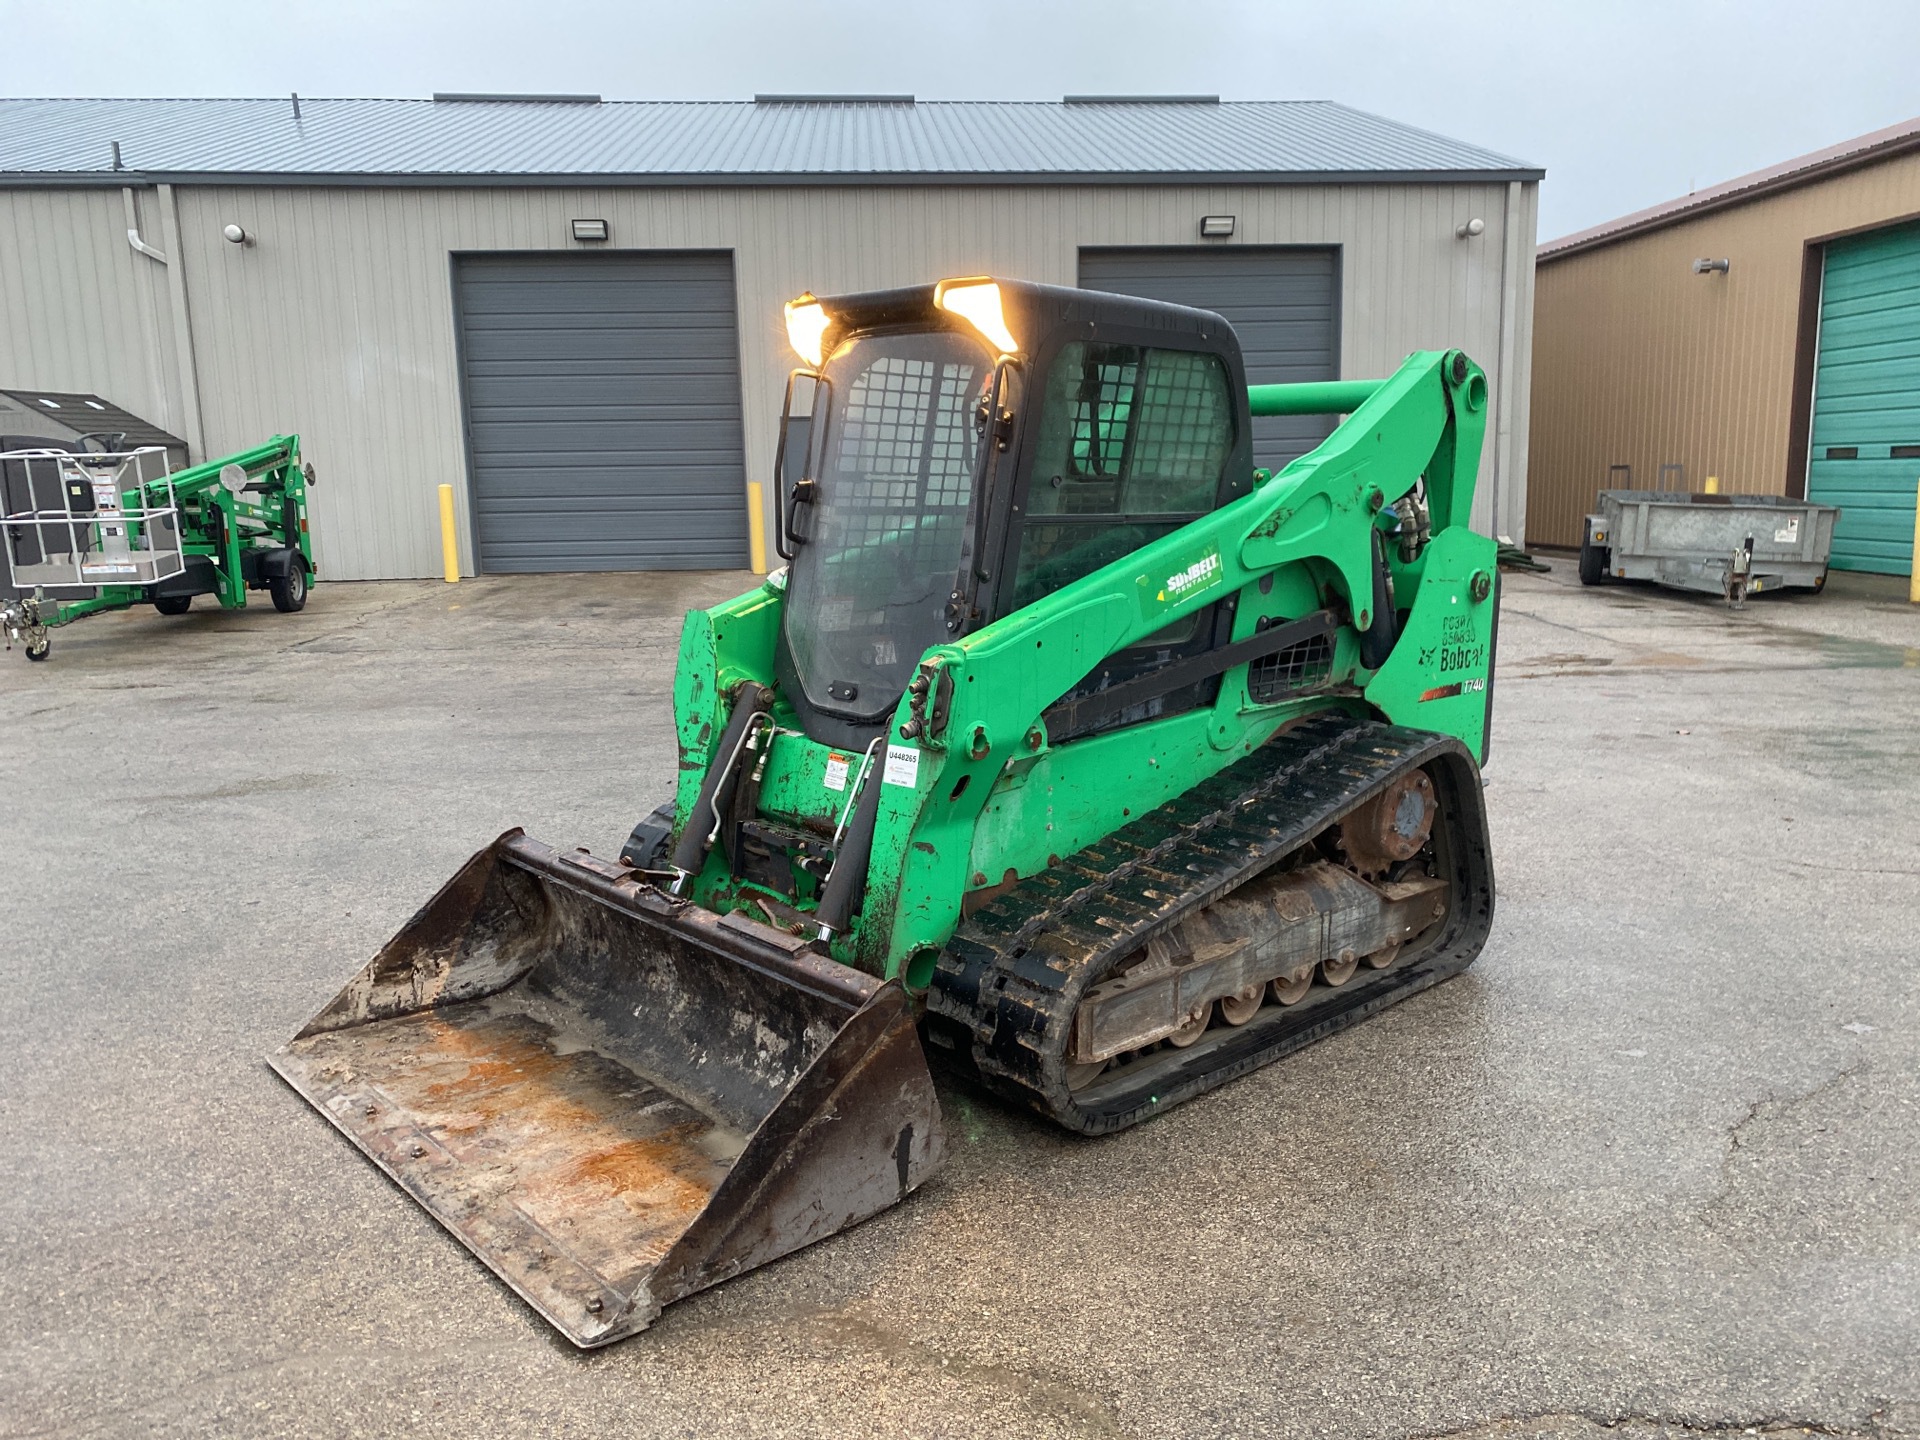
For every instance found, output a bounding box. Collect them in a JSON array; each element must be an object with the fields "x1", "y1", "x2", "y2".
[
  {"x1": 432, "y1": 92, "x2": 601, "y2": 104},
  {"x1": 1062, "y1": 94, "x2": 1220, "y2": 105},
  {"x1": 754, "y1": 93, "x2": 915, "y2": 106}
]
